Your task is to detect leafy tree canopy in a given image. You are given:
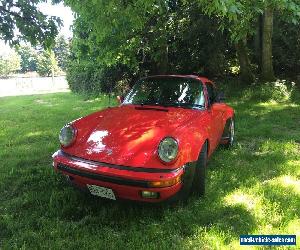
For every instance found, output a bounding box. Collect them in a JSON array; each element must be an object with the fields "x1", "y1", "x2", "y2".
[
  {"x1": 53, "y1": 35, "x2": 70, "y2": 71},
  {"x1": 65, "y1": 0, "x2": 177, "y2": 70},
  {"x1": 195, "y1": 0, "x2": 300, "y2": 41},
  {"x1": 36, "y1": 49, "x2": 60, "y2": 76},
  {"x1": 16, "y1": 44, "x2": 38, "y2": 72},
  {"x1": 66, "y1": 0, "x2": 300, "y2": 69},
  {"x1": 65, "y1": 0, "x2": 300, "y2": 95},
  {"x1": 0, "y1": 0, "x2": 63, "y2": 47},
  {"x1": 0, "y1": 51, "x2": 20, "y2": 77}
]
